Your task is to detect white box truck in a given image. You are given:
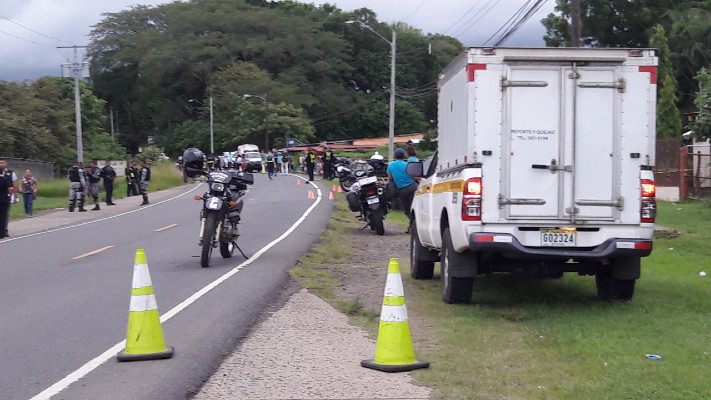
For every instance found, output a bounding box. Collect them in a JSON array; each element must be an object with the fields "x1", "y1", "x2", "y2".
[
  {"x1": 408, "y1": 47, "x2": 658, "y2": 303},
  {"x1": 237, "y1": 144, "x2": 262, "y2": 173}
]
